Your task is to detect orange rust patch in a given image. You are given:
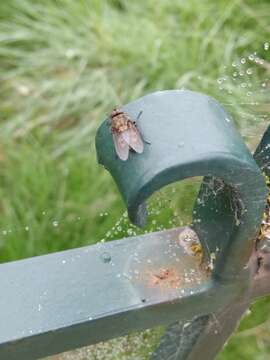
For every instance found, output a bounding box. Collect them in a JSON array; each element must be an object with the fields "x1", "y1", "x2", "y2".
[{"x1": 146, "y1": 267, "x2": 182, "y2": 290}]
